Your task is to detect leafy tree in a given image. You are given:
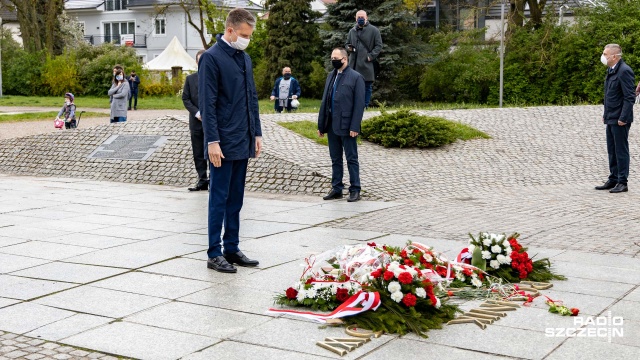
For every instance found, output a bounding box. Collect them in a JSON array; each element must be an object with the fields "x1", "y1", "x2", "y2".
[
  {"x1": 508, "y1": 0, "x2": 548, "y2": 31},
  {"x1": 263, "y1": 0, "x2": 322, "y2": 99},
  {"x1": 1, "y1": 0, "x2": 65, "y2": 55},
  {"x1": 322, "y1": 0, "x2": 429, "y2": 102},
  {"x1": 156, "y1": 0, "x2": 227, "y2": 49}
]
